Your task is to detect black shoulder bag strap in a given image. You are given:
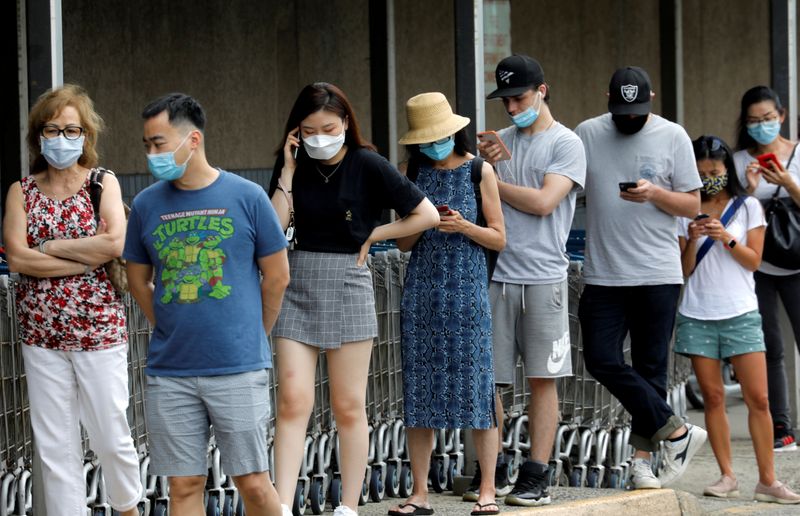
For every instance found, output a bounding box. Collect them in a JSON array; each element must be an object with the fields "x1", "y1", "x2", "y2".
[
  {"x1": 88, "y1": 168, "x2": 108, "y2": 224},
  {"x1": 770, "y1": 144, "x2": 799, "y2": 203}
]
